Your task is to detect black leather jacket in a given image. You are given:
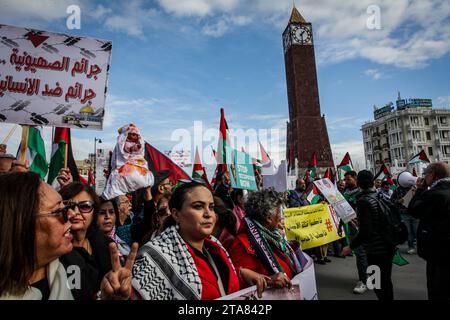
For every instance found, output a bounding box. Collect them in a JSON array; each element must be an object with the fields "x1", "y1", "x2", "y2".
[
  {"x1": 408, "y1": 180, "x2": 450, "y2": 264},
  {"x1": 350, "y1": 188, "x2": 394, "y2": 255}
]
